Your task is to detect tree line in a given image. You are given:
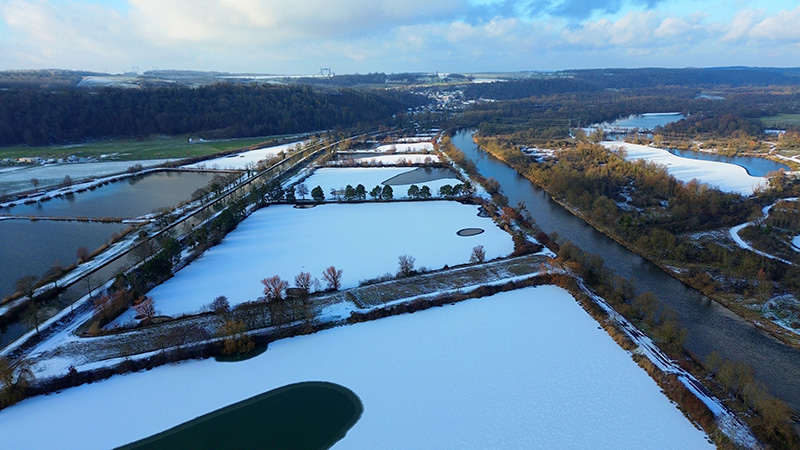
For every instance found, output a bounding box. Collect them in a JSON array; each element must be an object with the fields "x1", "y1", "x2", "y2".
[{"x1": 0, "y1": 83, "x2": 424, "y2": 146}]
